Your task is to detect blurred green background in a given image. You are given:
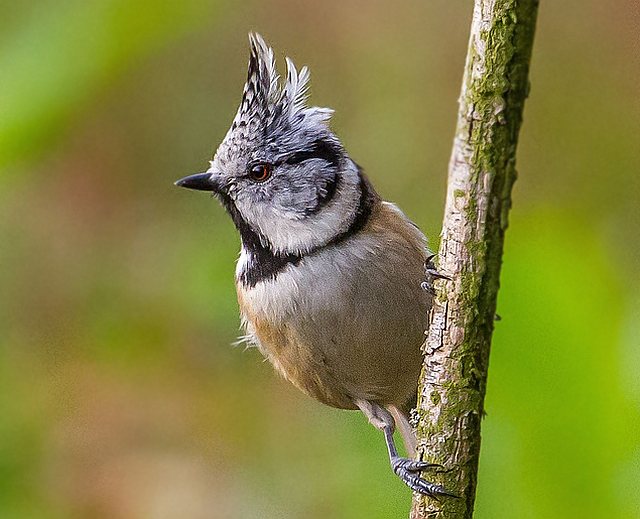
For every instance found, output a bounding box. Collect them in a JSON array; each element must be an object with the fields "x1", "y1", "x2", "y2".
[{"x1": 1, "y1": 1, "x2": 638, "y2": 518}]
